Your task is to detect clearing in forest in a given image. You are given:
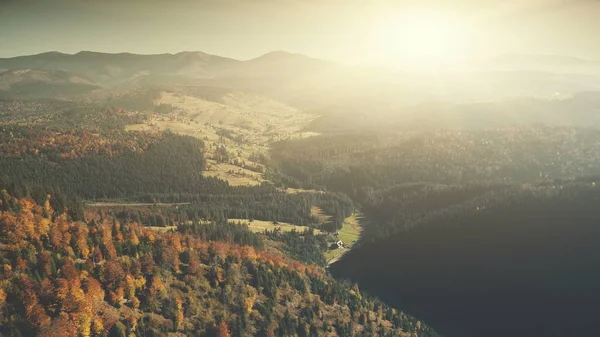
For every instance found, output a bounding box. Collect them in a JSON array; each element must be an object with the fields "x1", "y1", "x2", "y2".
[
  {"x1": 229, "y1": 219, "x2": 320, "y2": 234},
  {"x1": 325, "y1": 212, "x2": 364, "y2": 265},
  {"x1": 147, "y1": 226, "x2": 178, "y2": 232},
  {"x1": 87, "y1": 202, "x2": 190, "y2": 207},
  {"x1": 203, "y1": 159, "x2": 264, "y2": 186},
  {"x1": 283, "y1": 187, "x2": 325, "y2": 194},
  {"x1": 311, "y1": 206, "x2": 331, "y2": 225}
]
